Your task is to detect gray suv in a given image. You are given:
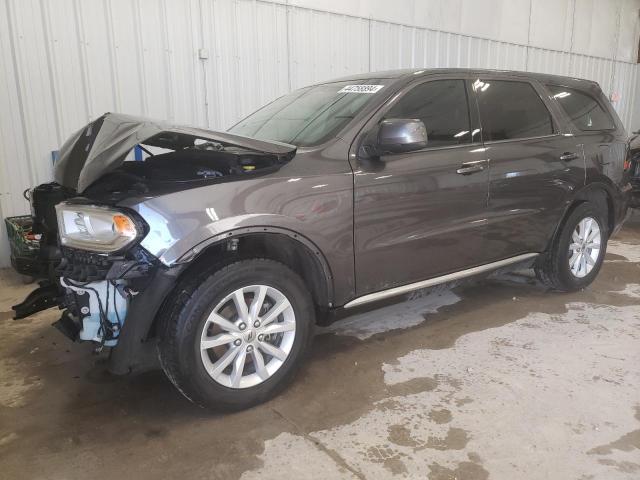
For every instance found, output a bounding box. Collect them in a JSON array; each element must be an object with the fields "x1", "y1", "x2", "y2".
[{"x1": 13, "y1": 69, "x2": 632, "y2": 410}]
